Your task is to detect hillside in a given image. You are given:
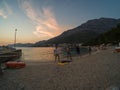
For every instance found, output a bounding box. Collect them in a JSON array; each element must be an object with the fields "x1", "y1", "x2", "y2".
[
  {"x1": 83, "y1": 23, "x2": 120, "y2": 45},
  {"x1": 34, "y1": 17, "x2": 120, "y2": 46},
  {"x1": 8, "y1": 43, "x2": 33, "y2": 47}
]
